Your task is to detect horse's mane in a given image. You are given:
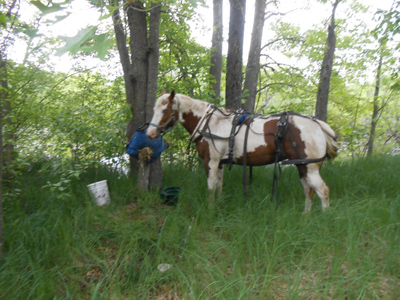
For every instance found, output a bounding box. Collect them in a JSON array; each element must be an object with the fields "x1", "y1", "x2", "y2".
[
  {"x1": 178, "y1": 94, "x2": 207, "y2": 112},
  {"x1": 218, "y1": 107, "x2": 235, "y2": 114}
]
